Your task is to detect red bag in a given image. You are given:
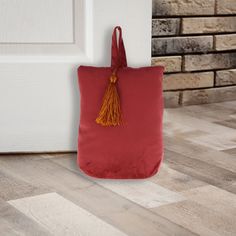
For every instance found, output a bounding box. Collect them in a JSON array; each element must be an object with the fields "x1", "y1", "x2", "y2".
[{"x1": 77, "y1": 26, "x2": 164, "y2": 179}]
